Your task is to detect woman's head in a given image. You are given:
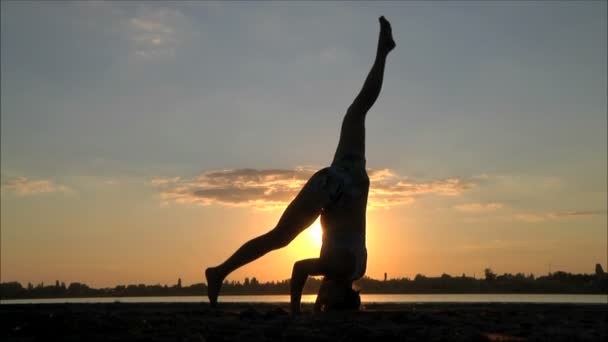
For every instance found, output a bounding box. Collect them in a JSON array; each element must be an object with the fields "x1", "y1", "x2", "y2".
[{"x1": 317, "y1": 279, "x2": 361, "y2": 312}]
